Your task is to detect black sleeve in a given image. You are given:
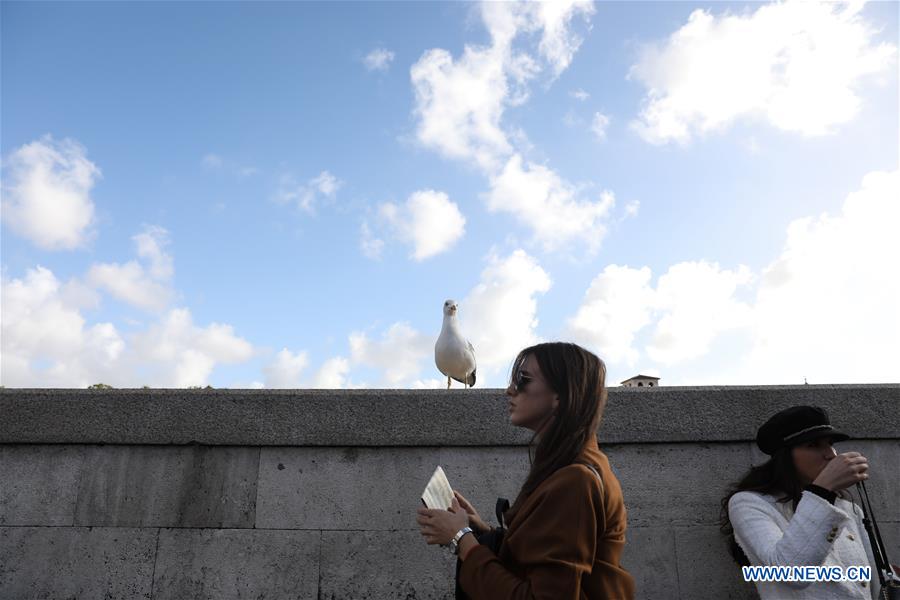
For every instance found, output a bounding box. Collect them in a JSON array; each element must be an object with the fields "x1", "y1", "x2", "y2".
[{"x1": 804, "y1": 483, "x2": 837, "y2": 505}]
